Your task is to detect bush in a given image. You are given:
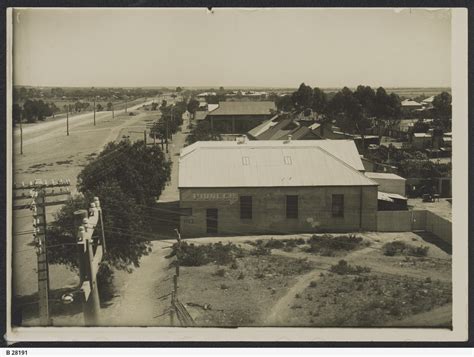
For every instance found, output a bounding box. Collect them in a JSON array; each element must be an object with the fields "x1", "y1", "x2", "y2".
[
  {"x1": 168, "y1": 241, "x2": 245, "y2": 267},
  {"x1": 329, "y1": 260, "x2": 371, "y2": 275},
  {"x1": 382, "y1": 241, "x2": 429, "y2": 257},
  {"x1": 306, "y1": 234, "x2": 364, "y2": 255},
  {"x1": 215, "y1": 268, "x2": 226, "y2": 277},
  {"x1": 265, "y1": 238, "x2": 285, "y2": 249},
  {"x1": 251, "y1": 245, "x2": 271, "y2": 256},
  {"x1": 309, "y1": 280, "x2": 318, "y2": 288}
]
